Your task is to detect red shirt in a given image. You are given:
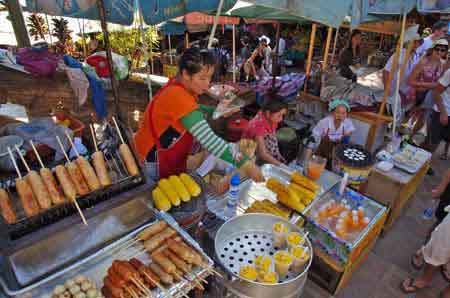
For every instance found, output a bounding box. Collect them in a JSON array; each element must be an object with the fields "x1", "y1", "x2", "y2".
[{"x1": 242, "y1": 112, "x2": 278, "y2": 139}]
